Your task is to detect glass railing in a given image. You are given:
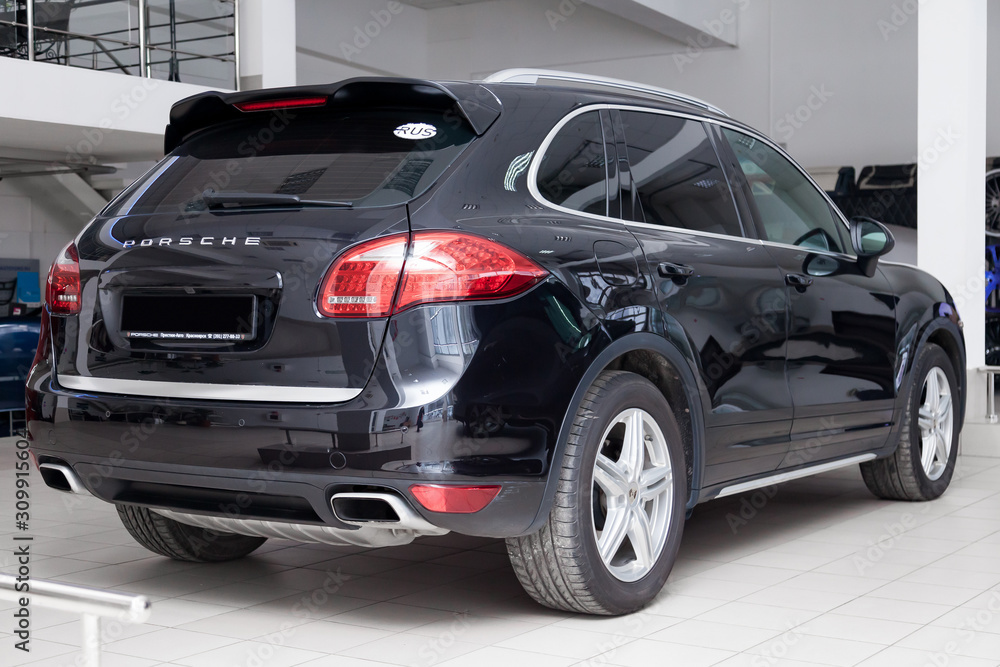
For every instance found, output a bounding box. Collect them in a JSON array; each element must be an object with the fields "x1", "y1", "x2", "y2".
[{"x1": 0, "y1": 0, "x2": 237, "y2": 89}]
